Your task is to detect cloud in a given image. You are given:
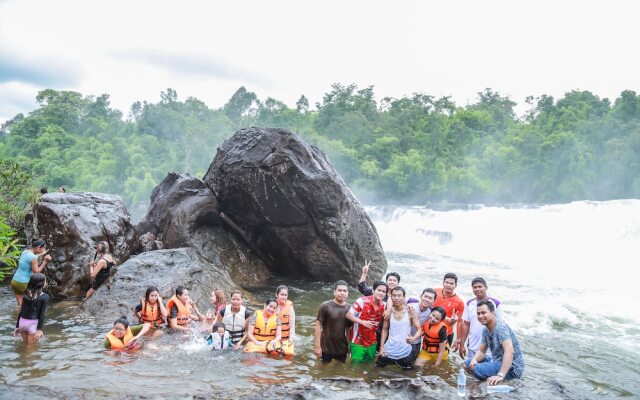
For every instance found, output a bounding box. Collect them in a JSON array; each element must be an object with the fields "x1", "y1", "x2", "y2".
[
  {"x1": 0, "y1": 48, "x2": 79, "y2": 87},
  {"x1": 112, "y1": 48, "x2": 273, "y2": 89},
  {"x1": 0, "y1": 82, "x2": 39, "y2": 122}
]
